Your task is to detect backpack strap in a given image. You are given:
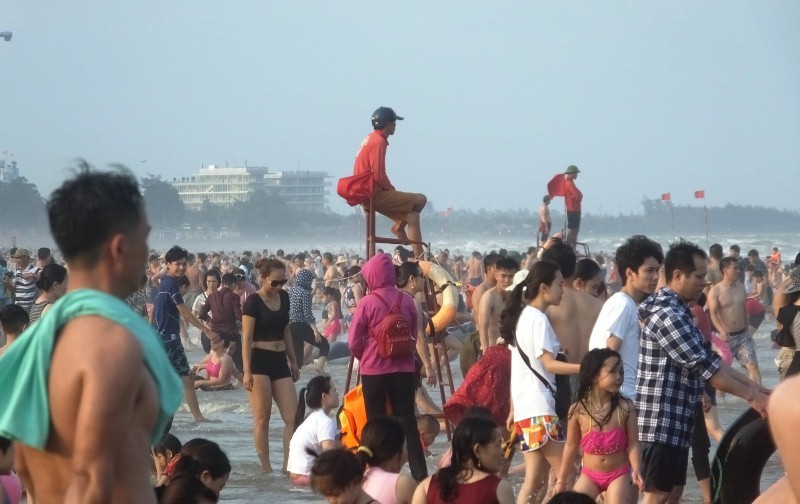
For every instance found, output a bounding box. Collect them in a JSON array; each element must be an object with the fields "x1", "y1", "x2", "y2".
[
  {"x1": 373, "y1": 290, "x2": 403, "y2": 312},
  {"x1": 371, "y1": 290, "x2": 390, "y2": 310}
]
